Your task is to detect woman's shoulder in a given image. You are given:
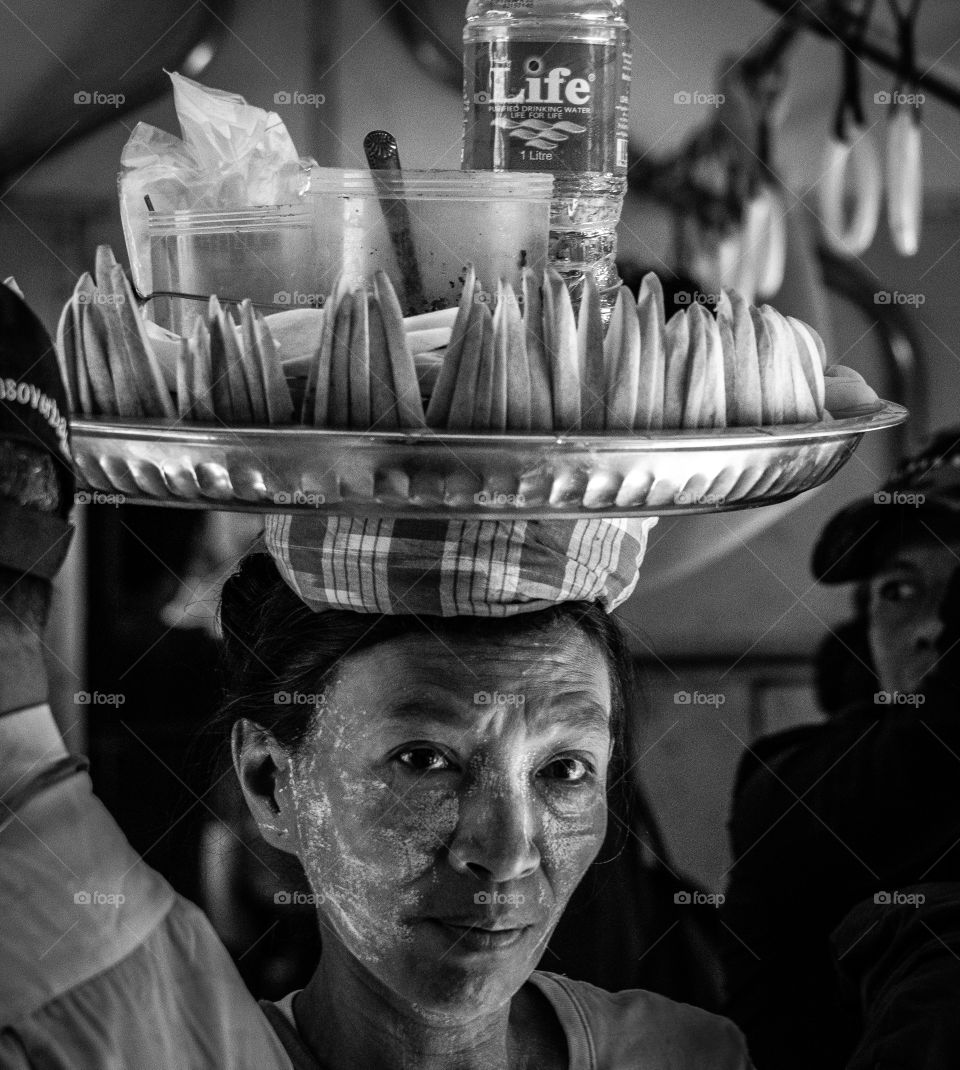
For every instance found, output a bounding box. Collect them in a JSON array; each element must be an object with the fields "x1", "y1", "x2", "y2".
[{"x1": 530, "y1": 971, "x2": 752, "y2": 1069}]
